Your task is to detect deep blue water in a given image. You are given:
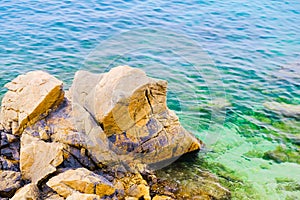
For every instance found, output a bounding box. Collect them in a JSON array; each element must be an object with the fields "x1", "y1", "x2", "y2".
[{"x1": 1, "y1": 0, "x2": 300, "y2": 199}]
